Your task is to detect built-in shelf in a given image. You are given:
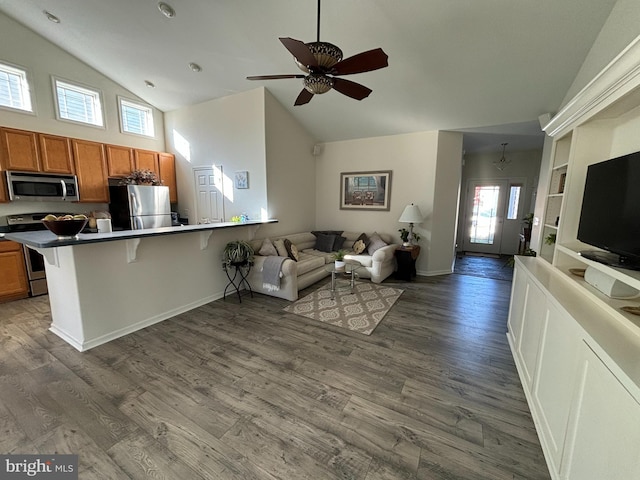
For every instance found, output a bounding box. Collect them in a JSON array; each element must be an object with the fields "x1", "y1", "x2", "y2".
[
  {"x1": 543, "y1": 224, "x2": 558, "y2": 230},
  {"x1": 547, "y1": 193, "x2": 564, "y2": 198},
  {"x1": 553, "y1": 162, "x2": 569, "y2": 170}
]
